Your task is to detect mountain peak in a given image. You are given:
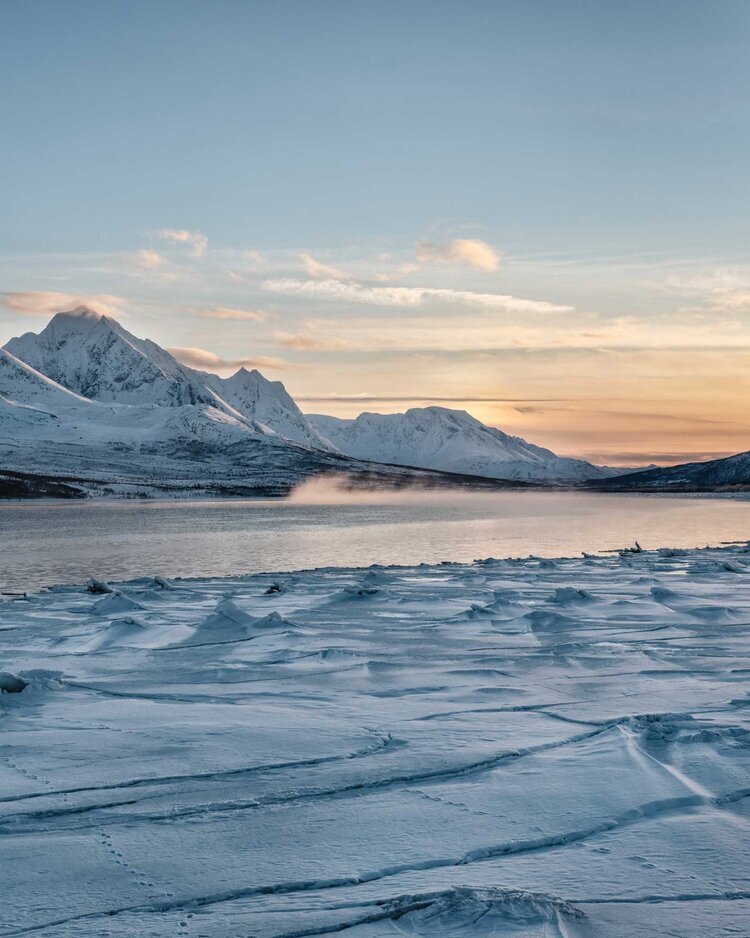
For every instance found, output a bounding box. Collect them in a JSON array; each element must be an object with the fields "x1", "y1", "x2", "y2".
[
  {"x1": 309, "y1": 405, "x2": 616, "y2": 483},
  {"x1": 69, "y1": 305, "x2": 102, "y2": 319},
  {"x1": 49, "y1": 306, "x2": 104, "y2": 327}
]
